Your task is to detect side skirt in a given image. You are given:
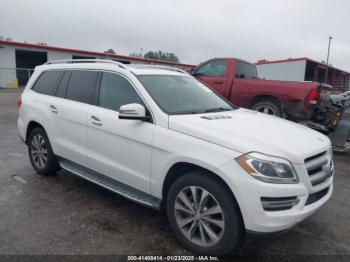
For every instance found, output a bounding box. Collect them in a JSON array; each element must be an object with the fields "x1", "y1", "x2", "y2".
[{"x1": 58, "y1": 157, "x2": 161, "y2": 210}]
